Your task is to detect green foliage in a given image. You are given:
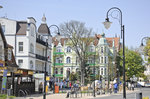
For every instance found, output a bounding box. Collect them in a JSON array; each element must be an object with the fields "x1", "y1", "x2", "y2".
[
  {"x1": 69, "y1": 72, "x2": 77, "y2": 81},
  {"x1": 0, "y1": 94, "x2": 15, "y2": 99},
  {"x1": 118, "y1": 48, "x2": 145, "y2": 80},
  {"x1": 144, "y1": 40, "x2": 150, "y2": 63}
]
